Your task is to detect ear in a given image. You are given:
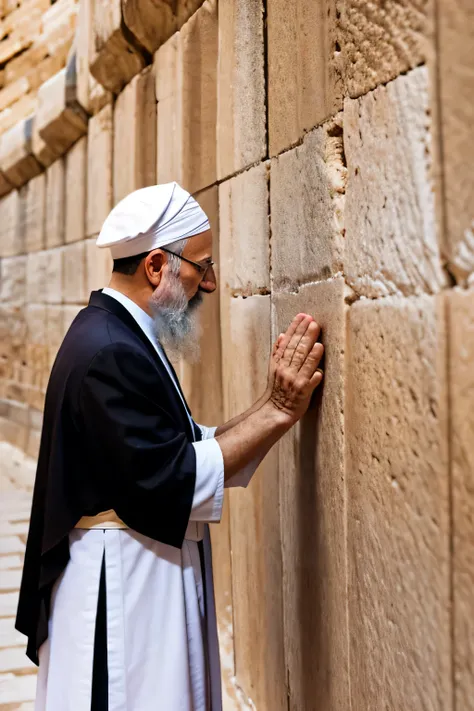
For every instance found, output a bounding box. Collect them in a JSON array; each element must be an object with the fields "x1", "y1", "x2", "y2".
[{"x1": 144, "y1": 250, "x2": 166, "y2": 287}]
